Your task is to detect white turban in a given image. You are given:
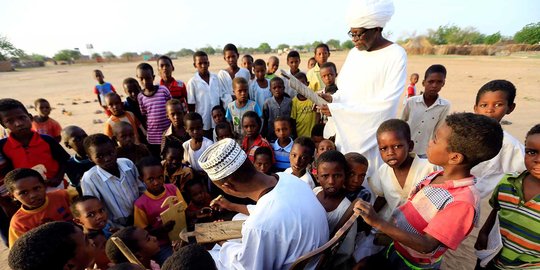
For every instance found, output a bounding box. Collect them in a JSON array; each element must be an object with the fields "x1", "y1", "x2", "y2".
[{"x1": 346, "y1": 0, "x2": 394, "y2": 29}]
